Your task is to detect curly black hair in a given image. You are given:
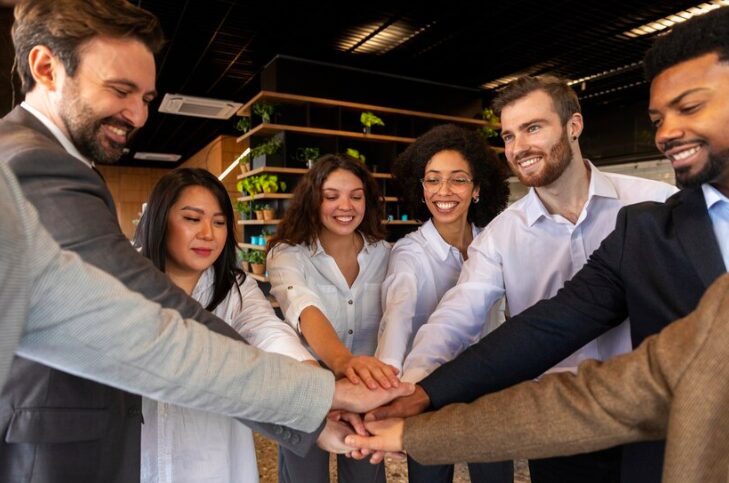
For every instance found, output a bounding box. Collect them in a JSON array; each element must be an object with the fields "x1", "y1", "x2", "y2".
[
  {"x1": 392, "y1": 124, "x2": 509, "y2": 227},
  {"x1": 643, "y1": 6, "x2": 729, "y2": 83}
]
